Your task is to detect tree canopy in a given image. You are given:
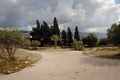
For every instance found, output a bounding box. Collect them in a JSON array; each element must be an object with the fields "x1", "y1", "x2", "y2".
[
  {"x1": 61, "y1": 30, "x2": 67, "y2": 46},
  {"x1": 82, "y1": 33, "x2": 98, "y2": 47},
  {"x1": 53, "y1": 17, "x2": 60, "y2": 36},
  {"x1": 0, "y1": 30, "x2": 24, "y2": 60},
  {"x1": 67, "y1": 27, "x2": 73, "y2": 47},
  {"x1": 74, "y1": 26, "x2": 80, "y2": 41},
  {"x1": 107, "y1": 23, "x2": 120, "y2": 45}
]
